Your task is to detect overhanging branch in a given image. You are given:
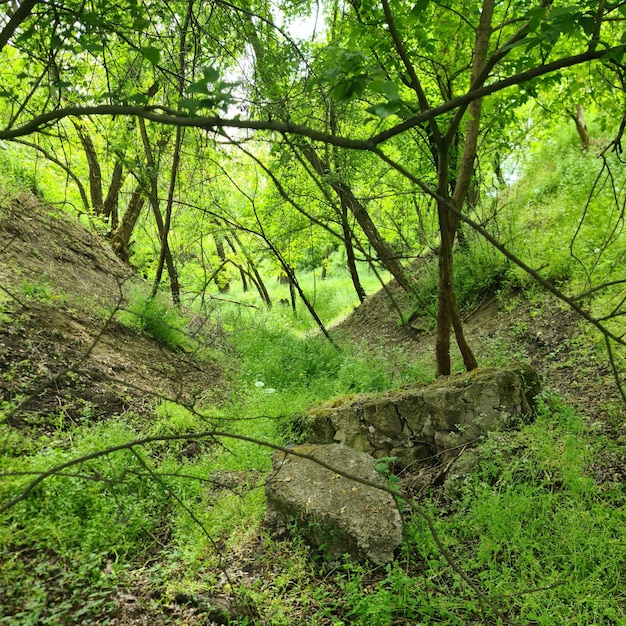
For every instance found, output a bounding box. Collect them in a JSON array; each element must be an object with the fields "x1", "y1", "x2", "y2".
[{"x1": 0, "y1": 45, "x2": 621, "y2": 148}]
